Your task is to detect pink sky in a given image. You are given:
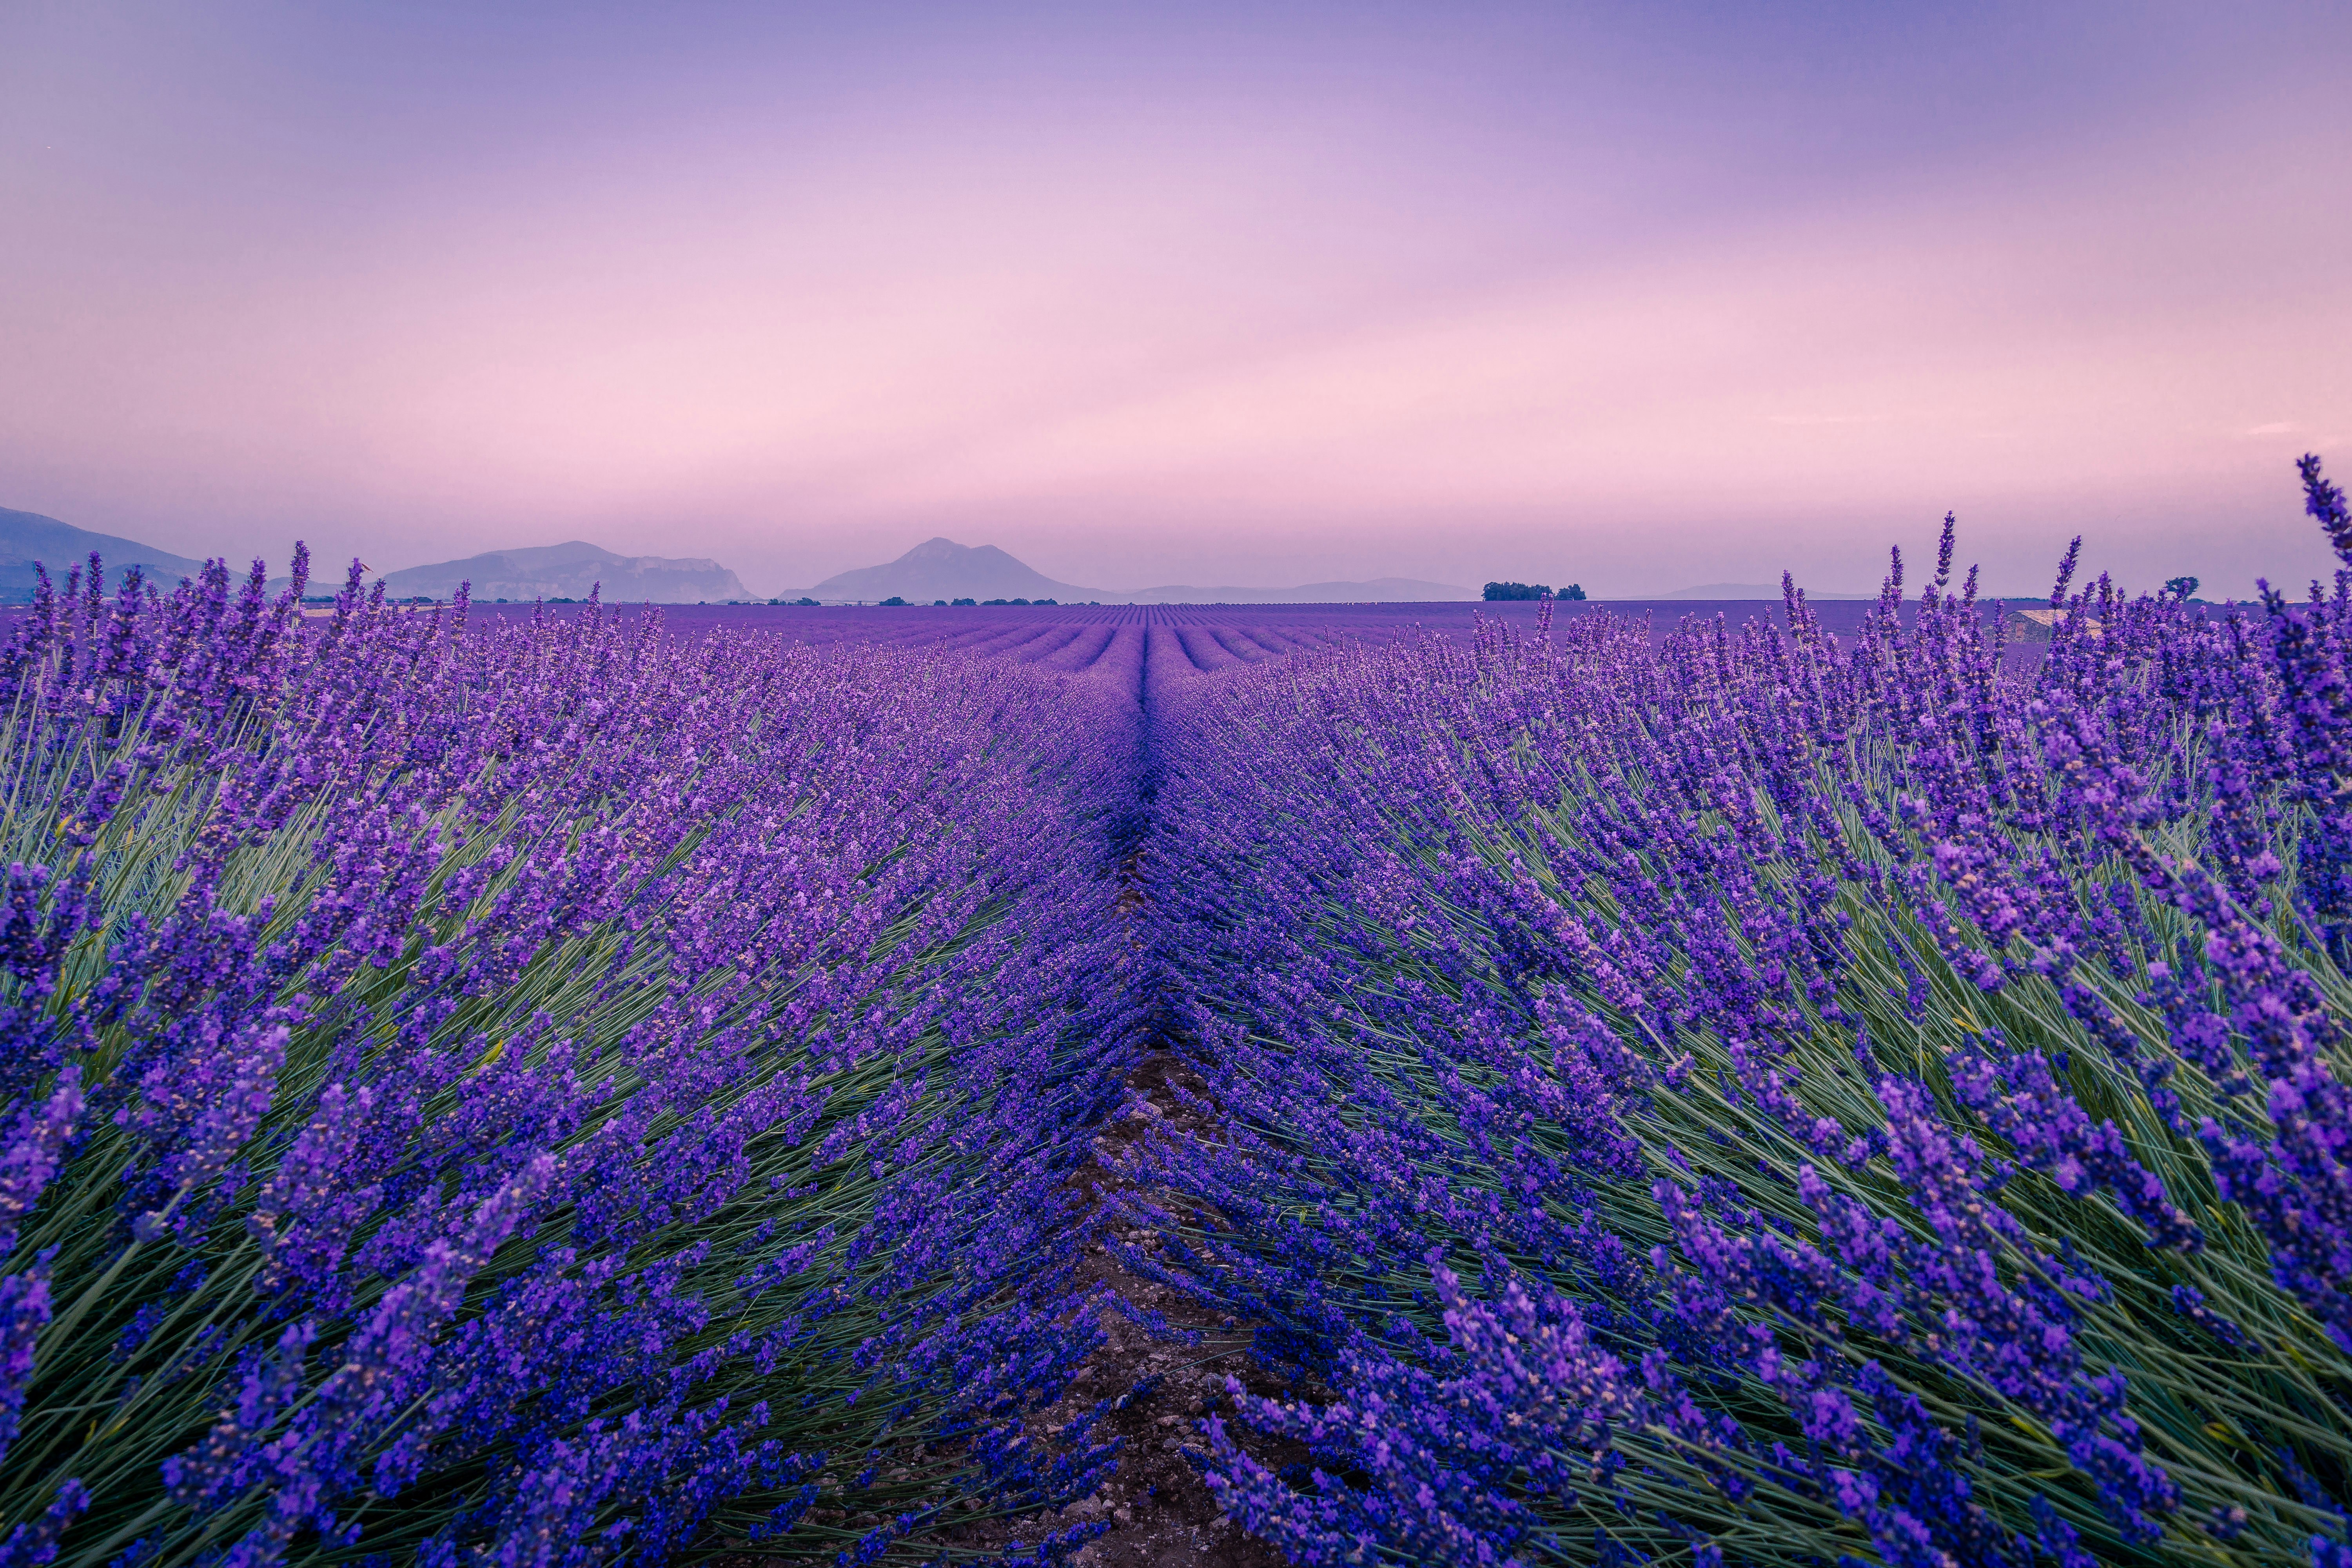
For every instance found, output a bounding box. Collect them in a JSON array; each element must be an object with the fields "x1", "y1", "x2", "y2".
[{"x1": 4, "y1": 3, "x2": 2348, "y2": 597}]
